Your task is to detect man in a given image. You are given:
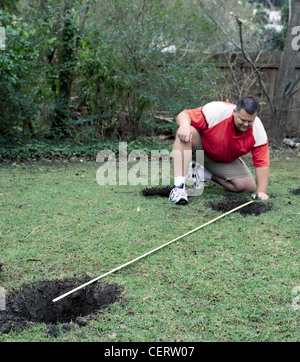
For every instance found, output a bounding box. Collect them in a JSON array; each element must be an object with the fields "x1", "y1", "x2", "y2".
[{"x1": 169, "y1": 96, "x2": 270, "y2": 204}]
